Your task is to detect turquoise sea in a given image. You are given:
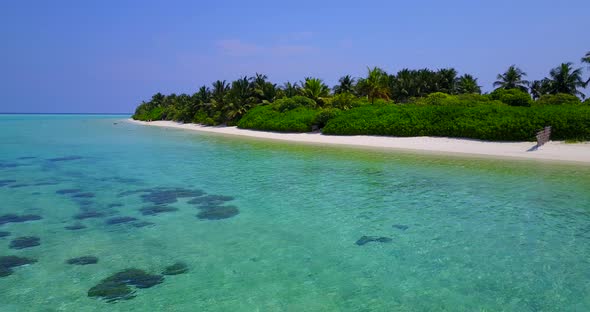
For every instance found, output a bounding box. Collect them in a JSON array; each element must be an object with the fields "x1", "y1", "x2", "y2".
[{"x1": 1, "y1": 114, "x2": 589, "y2": 311}]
